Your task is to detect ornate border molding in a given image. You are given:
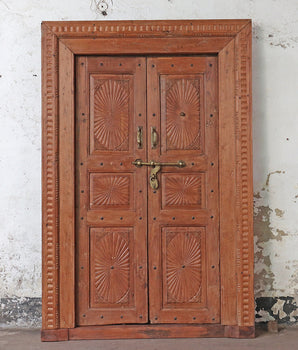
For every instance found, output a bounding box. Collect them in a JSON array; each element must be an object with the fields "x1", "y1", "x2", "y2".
[
  {"x1": 41, "y1": 25, "x2": 60, "y2": 330},
  {"x1": 43, "y1": 19, "x2": 249, "y2": 38},
  {"x1": 235, "y1": 23, "x2": 254, "y2": 326}
]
